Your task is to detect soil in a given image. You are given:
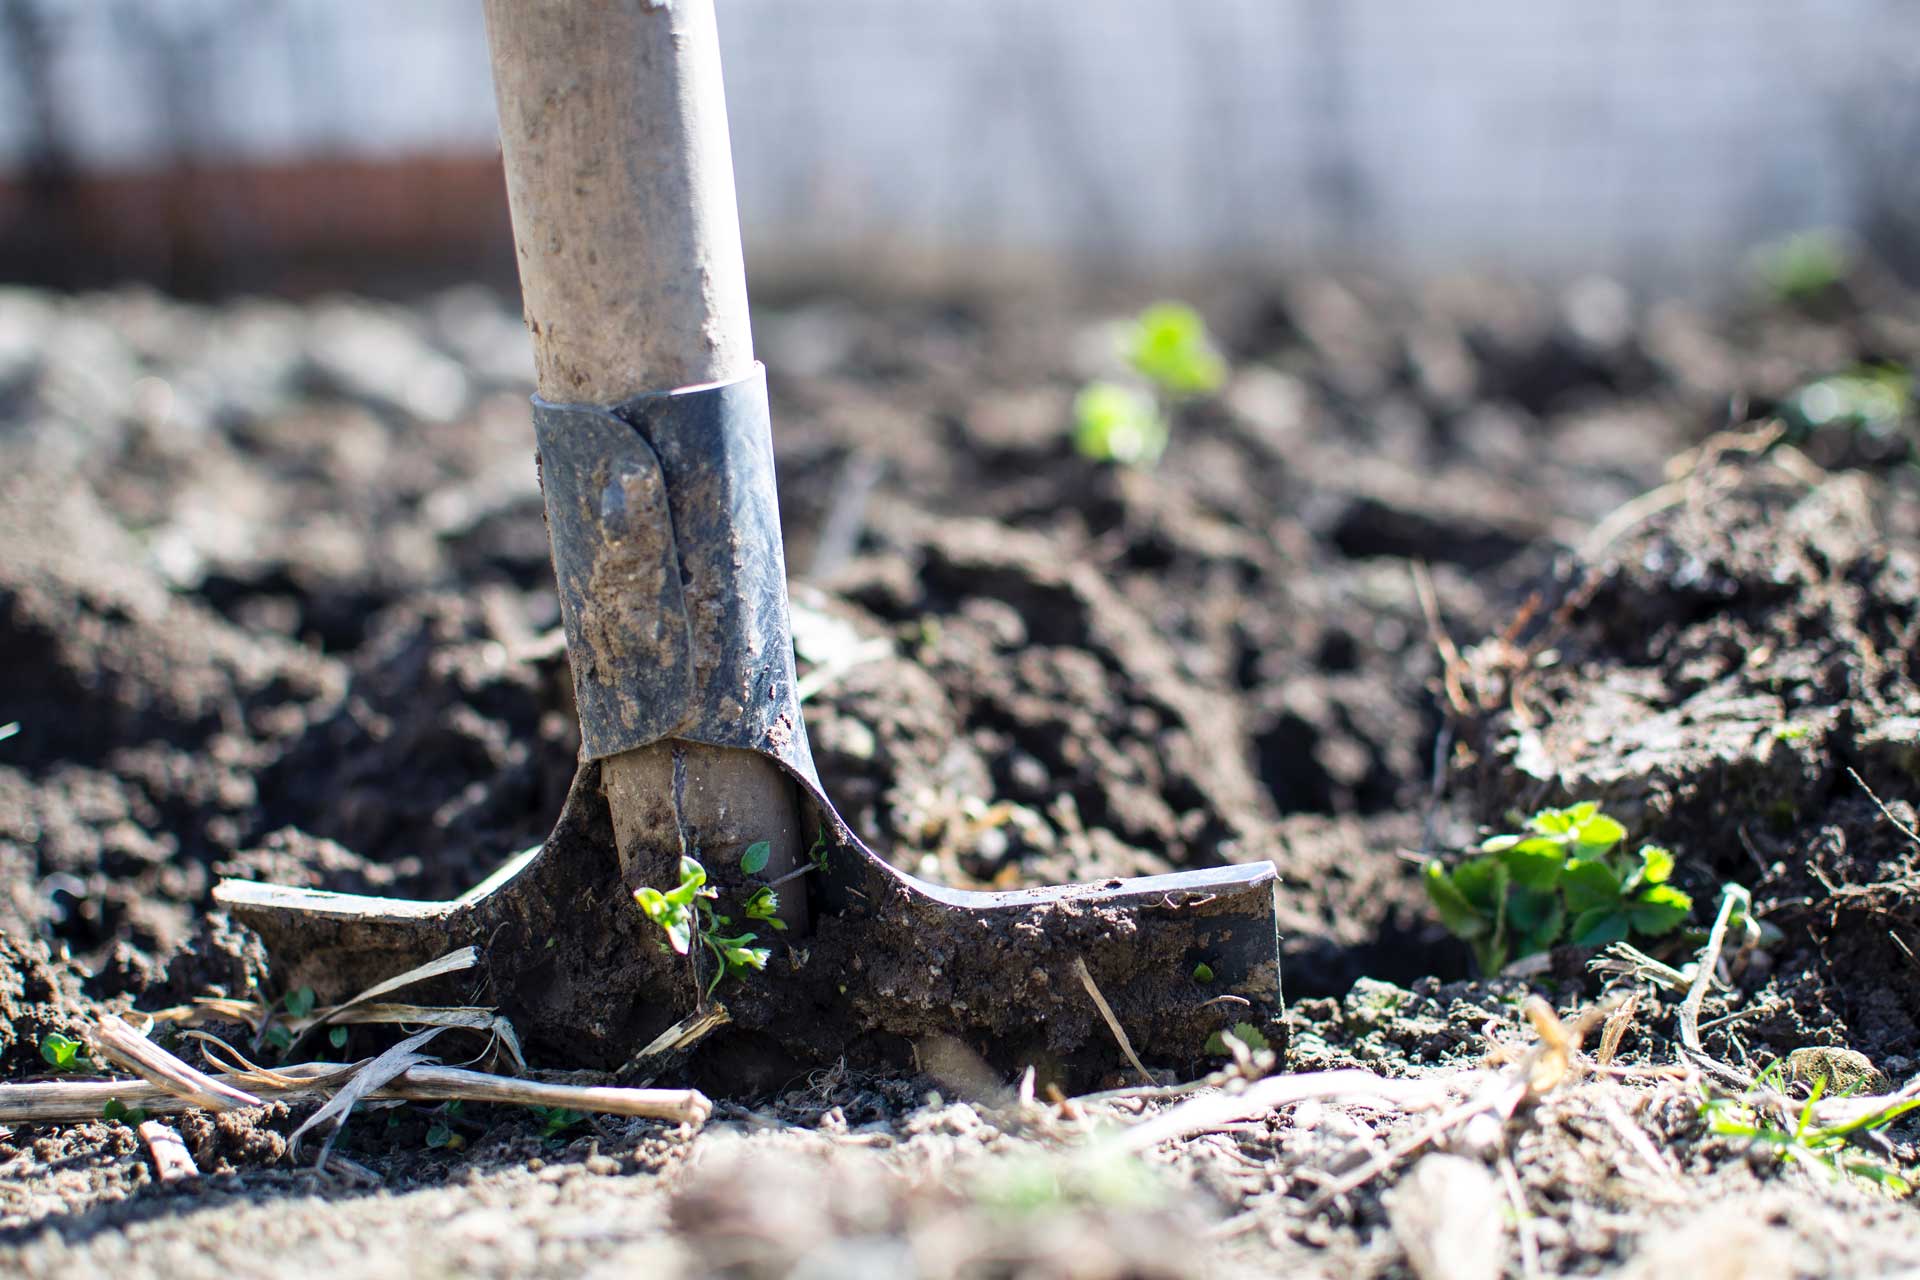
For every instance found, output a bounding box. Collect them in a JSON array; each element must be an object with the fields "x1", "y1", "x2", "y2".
[{"x1": 2, "y1": 264, "x2": 1919, "y2": 1277}]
